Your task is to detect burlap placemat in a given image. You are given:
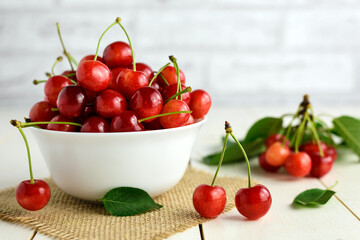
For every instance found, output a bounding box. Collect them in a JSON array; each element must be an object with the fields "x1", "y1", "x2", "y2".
[{"x1": 0, "y1": 168, "x2": 249, "y2": 240}]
